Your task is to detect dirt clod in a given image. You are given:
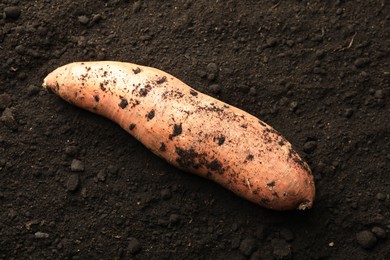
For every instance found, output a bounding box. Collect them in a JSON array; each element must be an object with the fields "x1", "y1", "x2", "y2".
[
  {"x1": 0, "y1": 93, "x2": 11, "y2": 110},
  {"x1": 127, "y1": 238, "x2": 141, "y2": 254},
  {"x1": 0, "y1": 107, "x2": 17, "y2": 130},
  {"x1": 271, "y1": 238, "x2": 291, "y2": 259},
  {"x1": 64, "y1": 145, "x2": 78, "y2": 157},
  {"x1": 26, "y1": 85, "x2": 40, "y2": 96},
  {"x1": 4, "y1": 6, "x2": 21, "y2": 20},
  {"x1": 206, "y1": 63, "x2": 218, "y2": 74},
  {"x1": 169, "y1": 214, "x2": 181, "y2": 225},
  {"x1": 209, "y1": 84, "x2": 221, "y2": 94},
  {"x1": 160, "y1": 188, "x2": 171, "y2": 200},
  {"x1": 70, "y1": 159, "x2": 84, "y2": 172},
  {"x1": 371, "y1": 227, "x2": 386, "y2": 239},
  {"x1": 96, "y1": 169, "x2": 106, "y2": 182},
  {"x1": 66, "y1": 173, "x2": 80, "y2": 192},
  {"x1": 303, "y1": 141, "x2": 317, "y2": 154},
  {"x1": 239, "y1": 238, "x2": 257, "y2": 256},
  {"x1": 354, "y1": 58, "x2": 370, "y2": 68},
  {"x1": 34, "y1": 232, "x2": 49, "y2": 239},
  {"x1": 356, "y1": 230, "x2": 377, "y2": 249},
  {"x1": 107, "y1": 165, "x2": 119, "y2": 175}
]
